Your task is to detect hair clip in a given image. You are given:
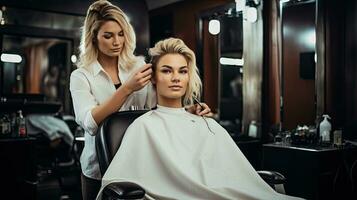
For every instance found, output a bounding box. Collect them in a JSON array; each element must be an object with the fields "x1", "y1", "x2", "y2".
[
  {"x1": 145, "y1": 48, "x2": 153, "y2": 64},
  {"x1": 146, "y1": 56, "x2": 153, "y2": 64}
]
